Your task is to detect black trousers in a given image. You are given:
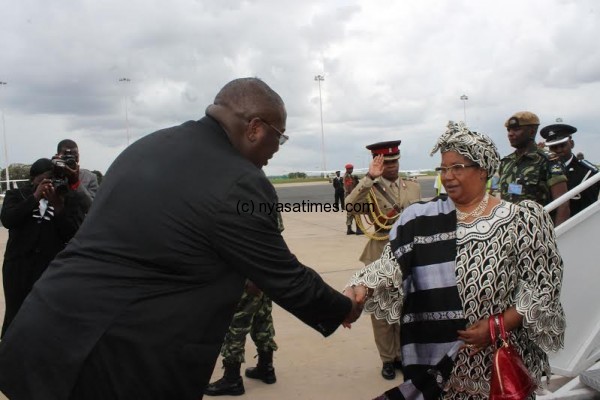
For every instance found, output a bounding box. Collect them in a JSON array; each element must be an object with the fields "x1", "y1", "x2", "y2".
[{"x1": 334, "y1": 190, "x2": 345, "y2": 210}]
